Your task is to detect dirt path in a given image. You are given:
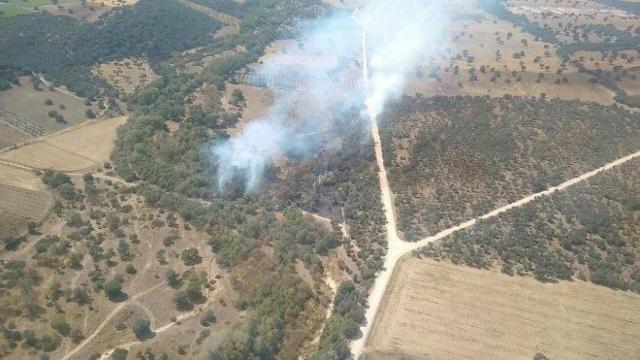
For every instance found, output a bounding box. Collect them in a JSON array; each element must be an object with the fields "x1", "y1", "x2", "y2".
[
  {"x1": 350, "y1": 18, "x2": 419, "y2": 357},
  {"x1": 351, "y1": 10, "x2": 640, "y2": 358},
  {"x1": 96, "y1": 257, "x2": 221, "y2": 359},
  {"x1": 61, "y1": 283, "x2": 164, "y2": 360}
]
